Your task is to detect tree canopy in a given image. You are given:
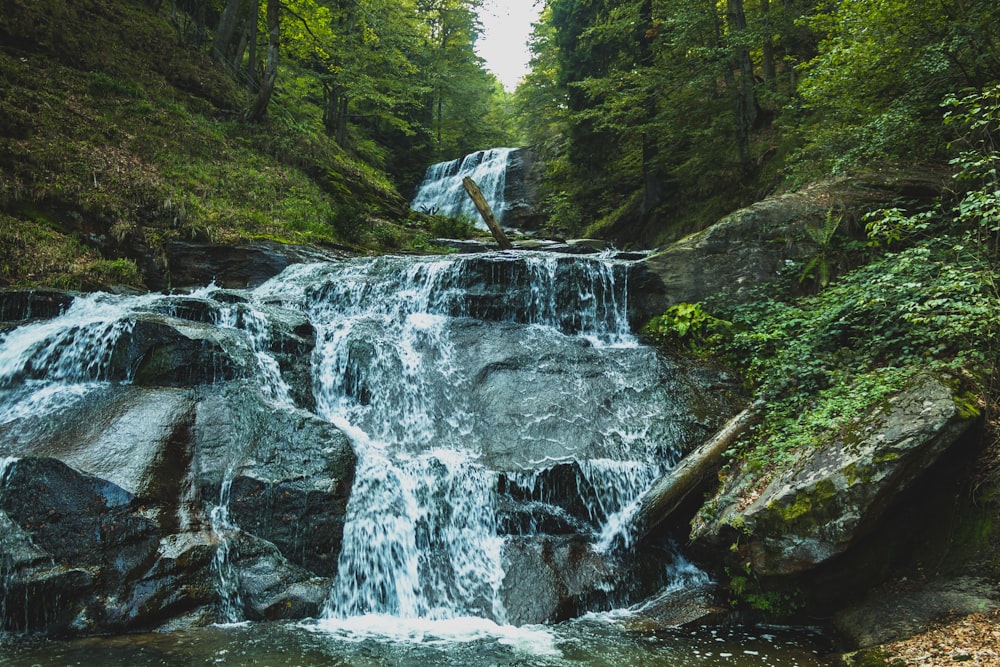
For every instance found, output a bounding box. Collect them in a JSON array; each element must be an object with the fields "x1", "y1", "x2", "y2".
[{"x1": 514, "y1": 0, "x2": 1000, "y2": 245}]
